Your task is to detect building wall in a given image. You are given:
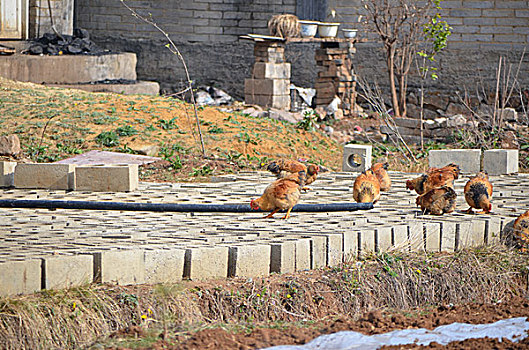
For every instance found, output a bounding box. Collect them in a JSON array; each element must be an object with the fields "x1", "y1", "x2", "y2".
[{"x1": 74, "y1": 0, "x2": 529, "y2": 100}]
